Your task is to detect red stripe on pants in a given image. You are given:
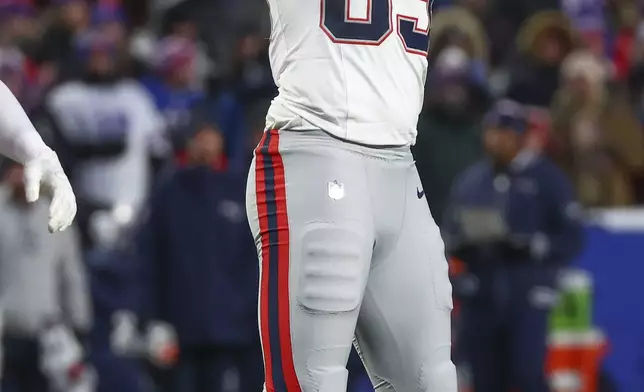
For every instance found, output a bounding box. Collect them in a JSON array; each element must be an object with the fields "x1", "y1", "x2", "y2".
[
  {"x1": 269, "y1": 130, "x2": 302, "y2": 392},
  {"x1": 255, "y1": 130, "x2": 302, "y2": 392},
  {"x1": 254, "y1": 131, "x2": 274, "y2": 390}
]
